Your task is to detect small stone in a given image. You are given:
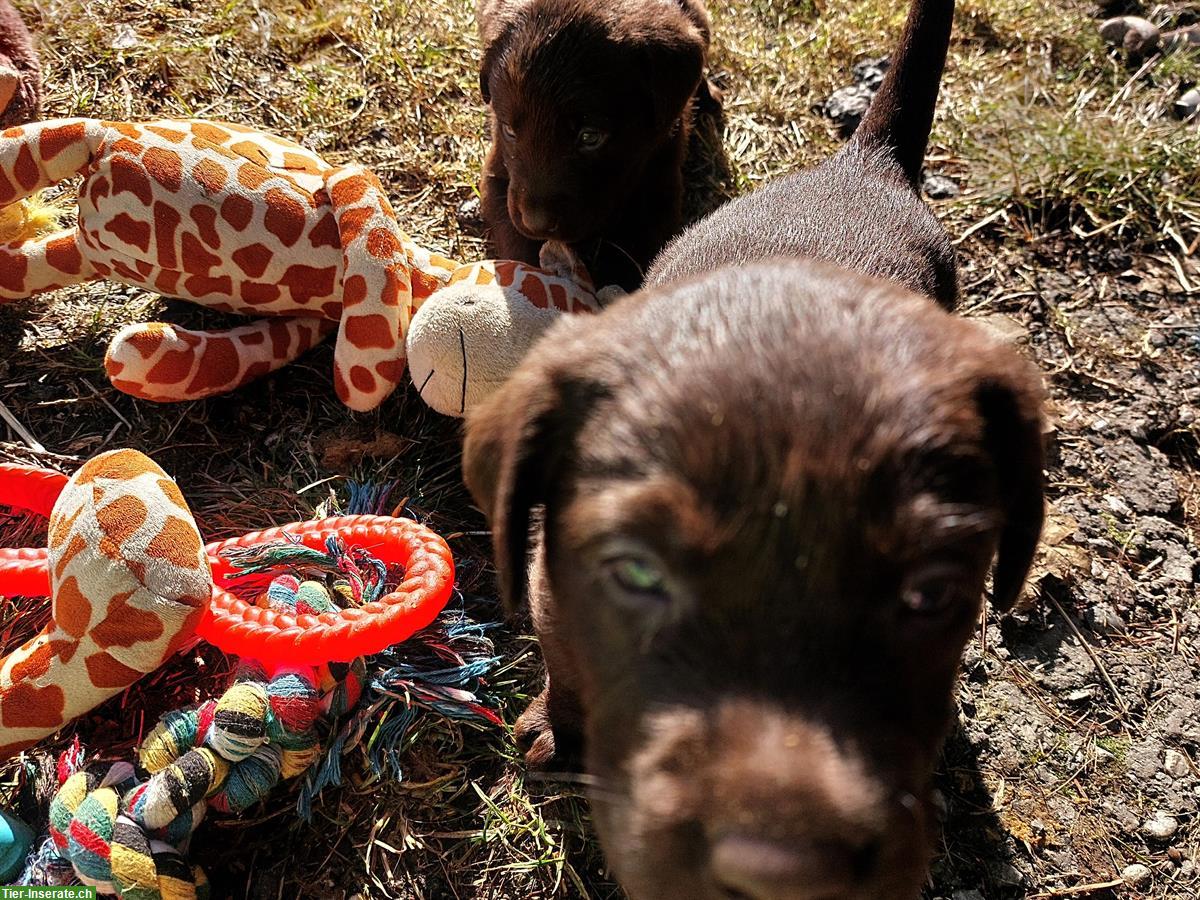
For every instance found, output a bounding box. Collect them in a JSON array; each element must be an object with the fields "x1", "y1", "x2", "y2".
[
  {"x1": 923, "y1": 173, "x2": 960, "y2": 200},
  {"x1": 456, "y1": 196, "x2": 484, "y2": 232},
  {"x1": 1176, "y1": 88, "x2": 1200, "y2": 121},
  {"x1": 1141, "y1": 812, "x2": 1179, "y2": 840},
  {"x1": 1121, "y1": 863, "x2": 1152, "y2": 888},
  {"x1": 1095, "y1": 745, "x2": 1117, "y2": 767},
  {"x1": 1163, "y1": 749, "x2": 1190, "y2": 778}
]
